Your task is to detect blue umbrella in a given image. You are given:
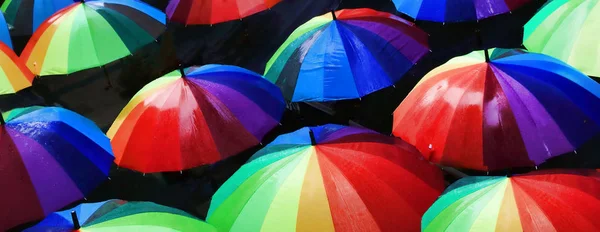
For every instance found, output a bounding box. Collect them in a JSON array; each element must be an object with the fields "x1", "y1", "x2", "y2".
[
  {"x1": 0, "y1": 106, "x2": 114, "y2": 231},
  {"x1": 264, "y1": 8, "x2": 429, "y2": 102},
  {"x1": 392, "y1": 0, "x2": 533, "y2": 22},
  {"x1": 0, "y1": 12, "x2": 13, "y2": 49},
  {"x1": 1, "y1": 0, "x2": 77, "y2": 36}
]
